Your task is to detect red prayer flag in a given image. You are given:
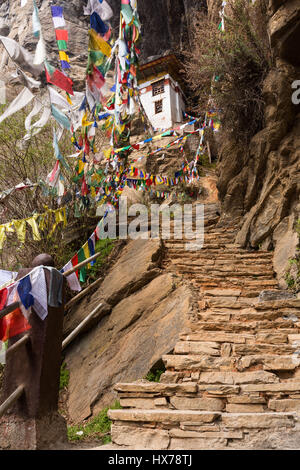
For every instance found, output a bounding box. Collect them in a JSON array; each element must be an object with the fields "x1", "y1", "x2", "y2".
[
  {"x1": 55, "y1": 29, "x2": 68, "y2": 42},
  {"x1": 0, "y1": 288, "x2": 8, "y2": 310},
  {"x1": 87, "y1": 65, "x2": 105, "y2": 92},
  {"x1": 71, "y1": 254, "x2": 79, "y2": 279},
  {"x1": 45, "y1": 67, "x2": 74, "y2": 95},
  {"x1": 81, "y1": 176, "x2": 89, "y2": 196},
  {"x1": 0, "y1": 307, "x2": 31, "y2": 342}
]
